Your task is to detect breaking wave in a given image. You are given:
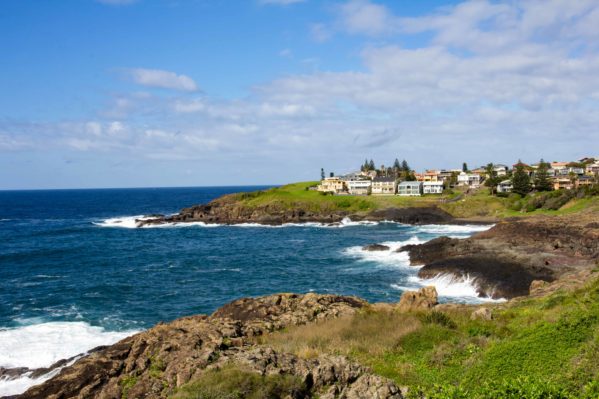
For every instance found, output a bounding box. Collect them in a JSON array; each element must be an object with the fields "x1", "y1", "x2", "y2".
[{"x1": 0, "y1": 322, "x2": 138, "y2": 396}]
